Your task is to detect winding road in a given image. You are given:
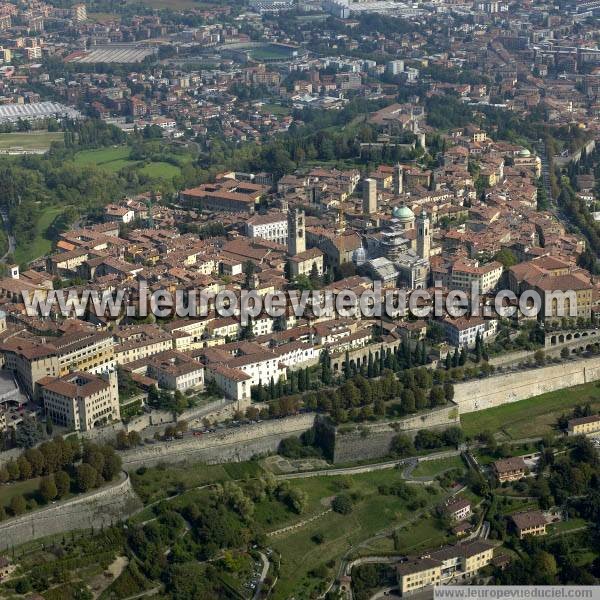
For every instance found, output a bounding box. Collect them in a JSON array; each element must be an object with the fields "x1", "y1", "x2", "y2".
[{"x1": 253, "y1": 551, "x2": 270, "y2": 600}]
